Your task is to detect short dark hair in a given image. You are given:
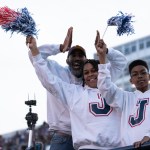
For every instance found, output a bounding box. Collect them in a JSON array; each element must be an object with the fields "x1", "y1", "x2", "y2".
[{"x1": 129, "y1": 59, "x2": 149, "y2": 74}]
